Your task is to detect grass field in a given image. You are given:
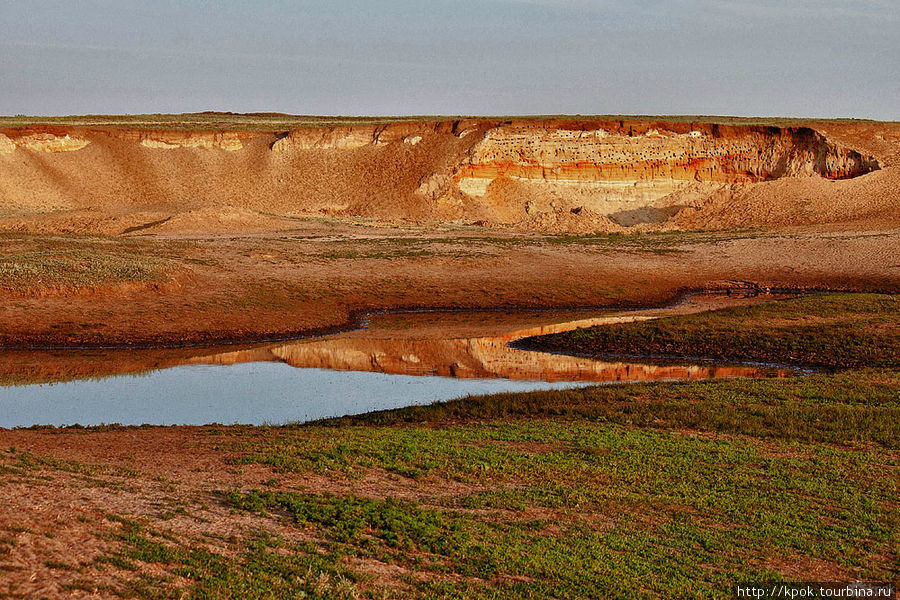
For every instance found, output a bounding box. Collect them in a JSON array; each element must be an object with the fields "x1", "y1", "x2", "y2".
[
  {"x1": 0, "y1": 233, "x2": 181, "y2": 294},
  {"x1": 0, "y1": 250, "x2": 174, "y2": 293},
  {"x1": 518, "y1": 293, "x2": 900, "y2": 370},
  {"x1": 108, "y1": 409, "x2": 898, "y2": 599},
  {"x1": 60, "y1": 369, "x2": 897, "y2": 599},
  {"x1": 2, "y1": 293, "x2": 895, "y2": 599}
]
